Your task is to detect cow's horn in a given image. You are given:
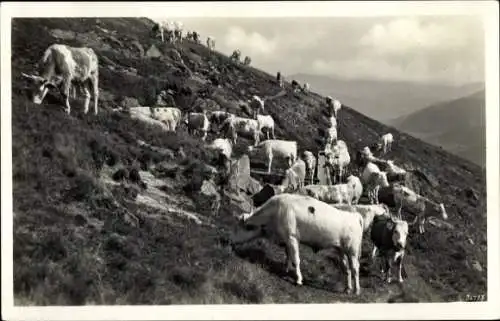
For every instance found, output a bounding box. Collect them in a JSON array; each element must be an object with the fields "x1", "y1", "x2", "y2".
[{"x1": 21, "y1": 72, "x2": 35, "y2": 79}]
